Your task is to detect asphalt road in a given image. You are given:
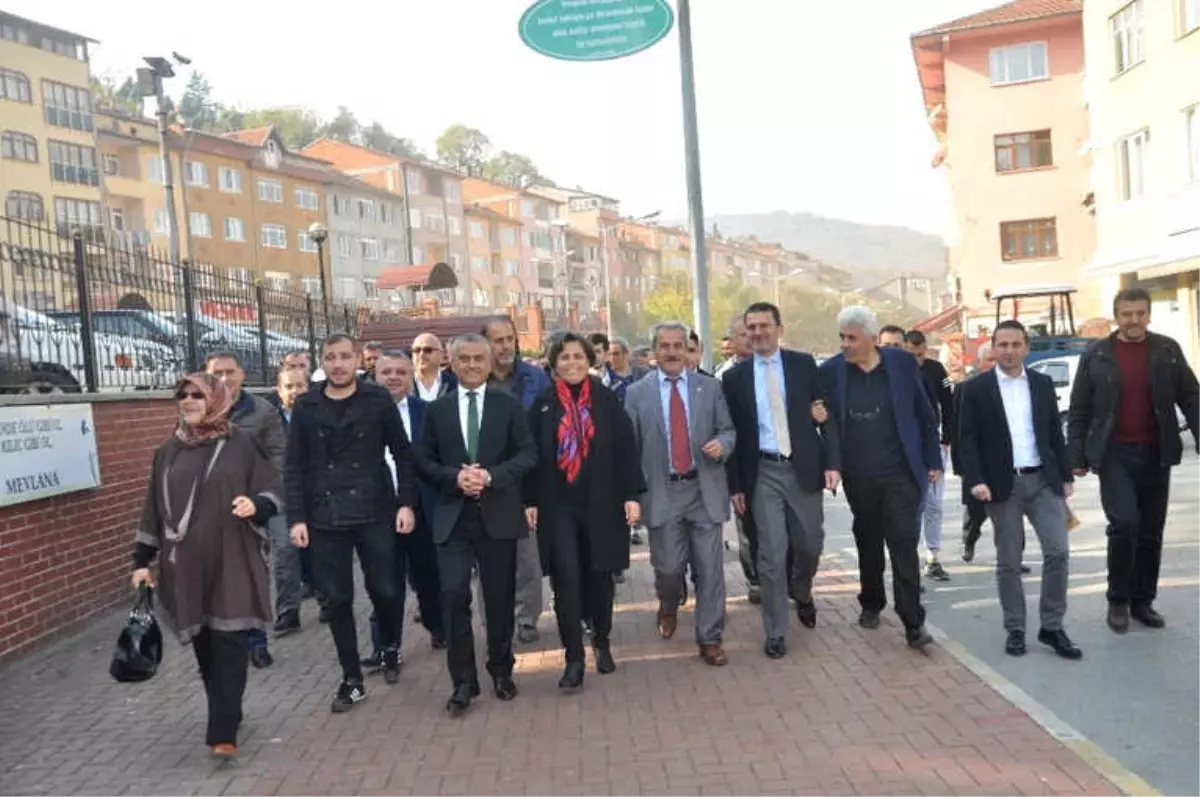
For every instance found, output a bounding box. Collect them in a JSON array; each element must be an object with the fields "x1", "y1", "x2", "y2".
[{"x1": 820, "y1": 445, "x2": 1199, "y2": 796}]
